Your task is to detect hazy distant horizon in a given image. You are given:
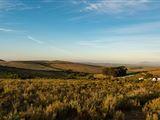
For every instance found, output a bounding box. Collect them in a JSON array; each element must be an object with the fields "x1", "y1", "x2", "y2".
[
  {"x1": 1, "y1": 0, "x2": 160, "y2": 62},
  {"x1": 1, "y1": 58, "x2": 160, "y2": 66}
]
